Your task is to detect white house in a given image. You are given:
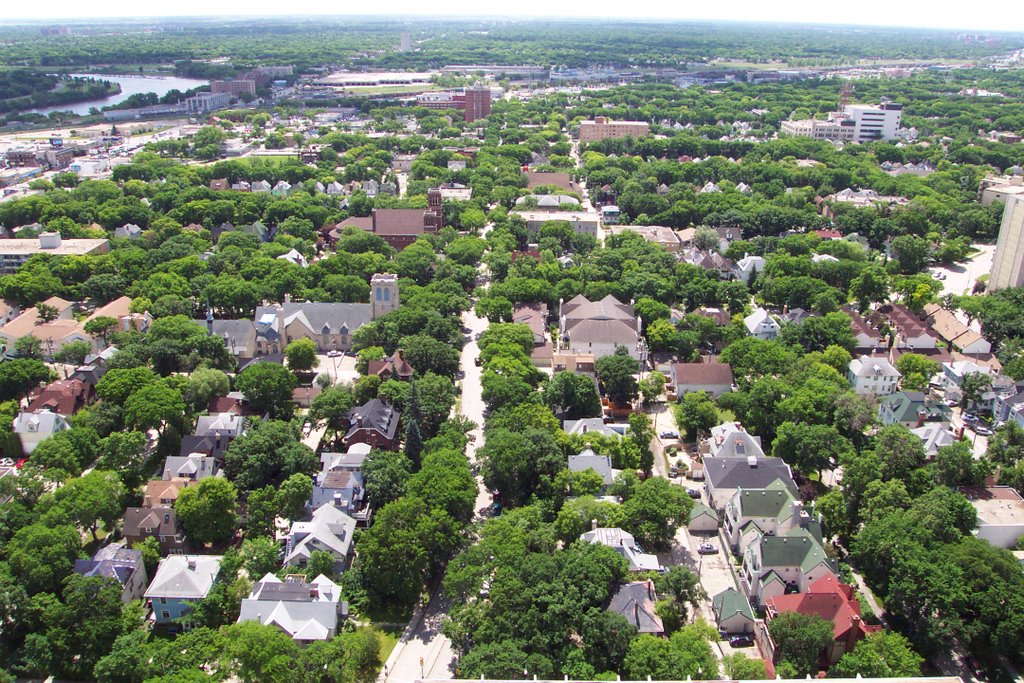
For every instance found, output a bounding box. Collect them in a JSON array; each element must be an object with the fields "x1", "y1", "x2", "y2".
[
  {"x1": 284, "y1": 505, "x2": 357, "y2": 572},
  {"x1": 277, "y1": 249, "x2": 309, "y2": 268},
  {"x1": 237, "y1": 573, "x2": 346, "y2": 643},
  {"x1": 732, "y1": 255, "x2": 765, "y2": 283},
  {"x1": 13, "y1": 409, "x2": 70, "y2": 454},
  {"x1": 194, "y1": 412, "x2": 245, "y2": 439},
  {"x1": 744, "y1": 308, "x2": 780, "y2": 340},
  {"x1": 848, "y1": 355, "x2": 901, "y2": 396}
]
